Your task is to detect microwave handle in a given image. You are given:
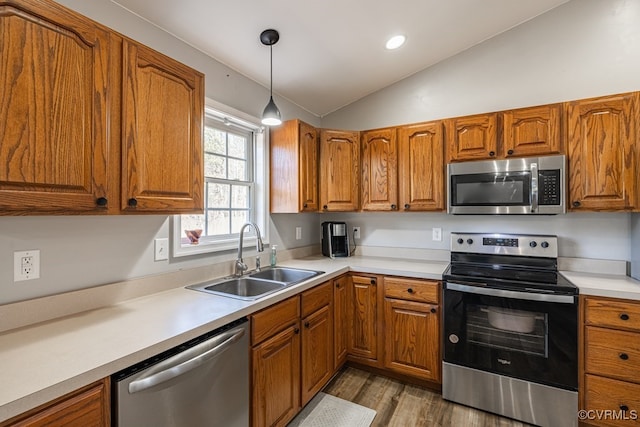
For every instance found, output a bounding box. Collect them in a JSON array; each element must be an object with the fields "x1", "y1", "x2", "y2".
[{"x1": 530, "y1": 162, "x2": 538, "y2": 213}]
